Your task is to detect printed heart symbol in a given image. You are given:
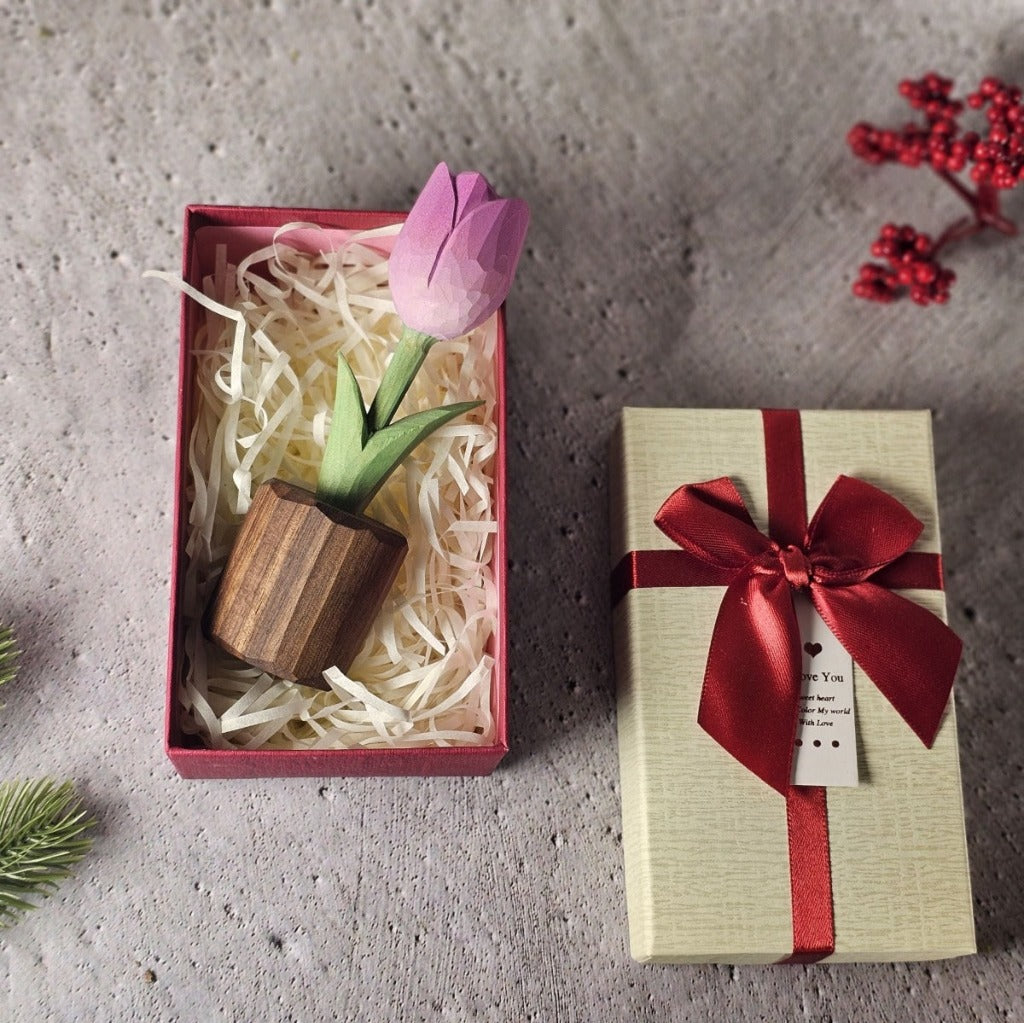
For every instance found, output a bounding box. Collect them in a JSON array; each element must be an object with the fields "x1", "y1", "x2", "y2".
[{"x1": 804, "y1": 642, "x2": 822, "y2": 657}]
